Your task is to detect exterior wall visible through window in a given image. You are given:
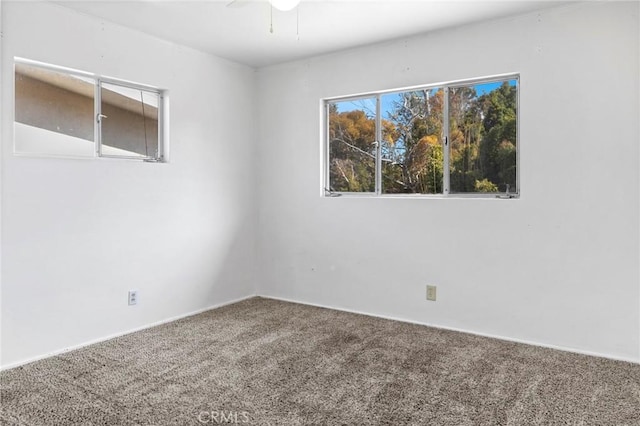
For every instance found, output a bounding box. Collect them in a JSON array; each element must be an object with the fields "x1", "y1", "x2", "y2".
[{"x1": 14, "y1": 58, "x2": 166, "y2": 161}]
